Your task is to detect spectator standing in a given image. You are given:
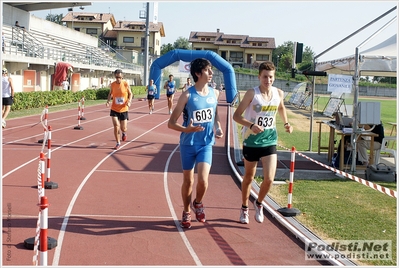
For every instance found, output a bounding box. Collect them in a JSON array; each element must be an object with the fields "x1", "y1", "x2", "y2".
[
  {"x1": 2, "y1": 68, "x2": 14, "y2": 128},
  {"x1": 62, "y1": 78, "x2": 69, "y2": 90}
]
